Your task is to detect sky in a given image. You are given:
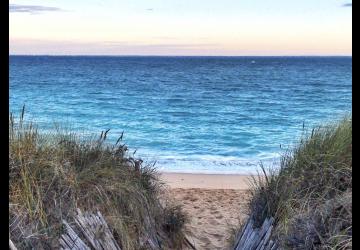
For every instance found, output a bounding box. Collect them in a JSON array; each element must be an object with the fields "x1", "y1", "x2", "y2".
[{"x1": 9, "y1": 0, "x2": 352, "y2": 56}]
